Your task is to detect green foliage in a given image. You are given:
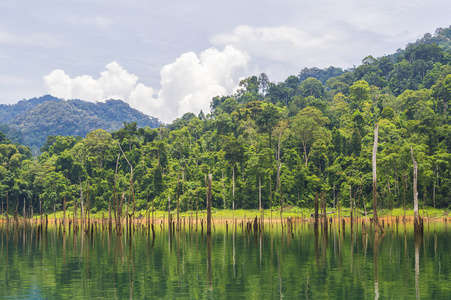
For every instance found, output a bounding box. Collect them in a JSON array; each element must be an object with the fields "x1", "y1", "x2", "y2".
[
  {"x1": 4, "y1": 25, "x2": 451, "y2": 214},
  {"x1": 0, "y1": 96, "x2": 160, "y2": 149}
]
